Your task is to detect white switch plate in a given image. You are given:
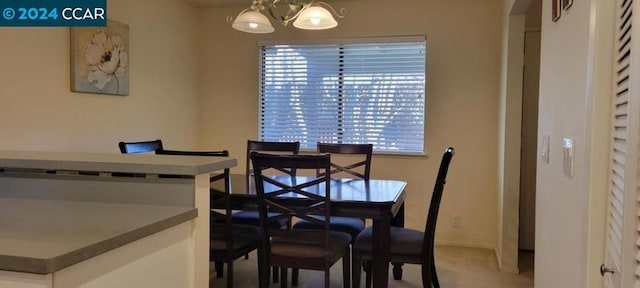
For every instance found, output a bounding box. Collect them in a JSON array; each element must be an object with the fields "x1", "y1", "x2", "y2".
[
  {"x1": 541, "y1": 135, "x2": 550, "y2": 163},
  {"x1": 563, "y1": 138, "x2": 574, "y2": 178}
]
